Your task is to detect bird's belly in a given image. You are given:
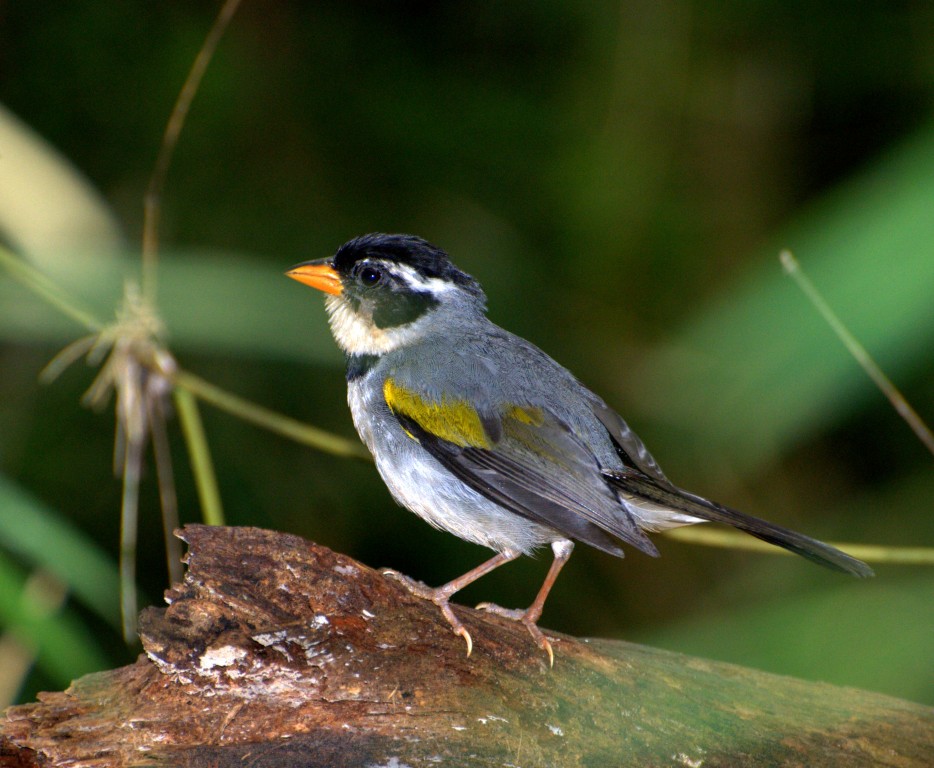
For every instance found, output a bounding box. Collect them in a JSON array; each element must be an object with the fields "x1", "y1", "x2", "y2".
[{"x1": 348, "y1": 382, "x2": 554, "y2": 555}]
